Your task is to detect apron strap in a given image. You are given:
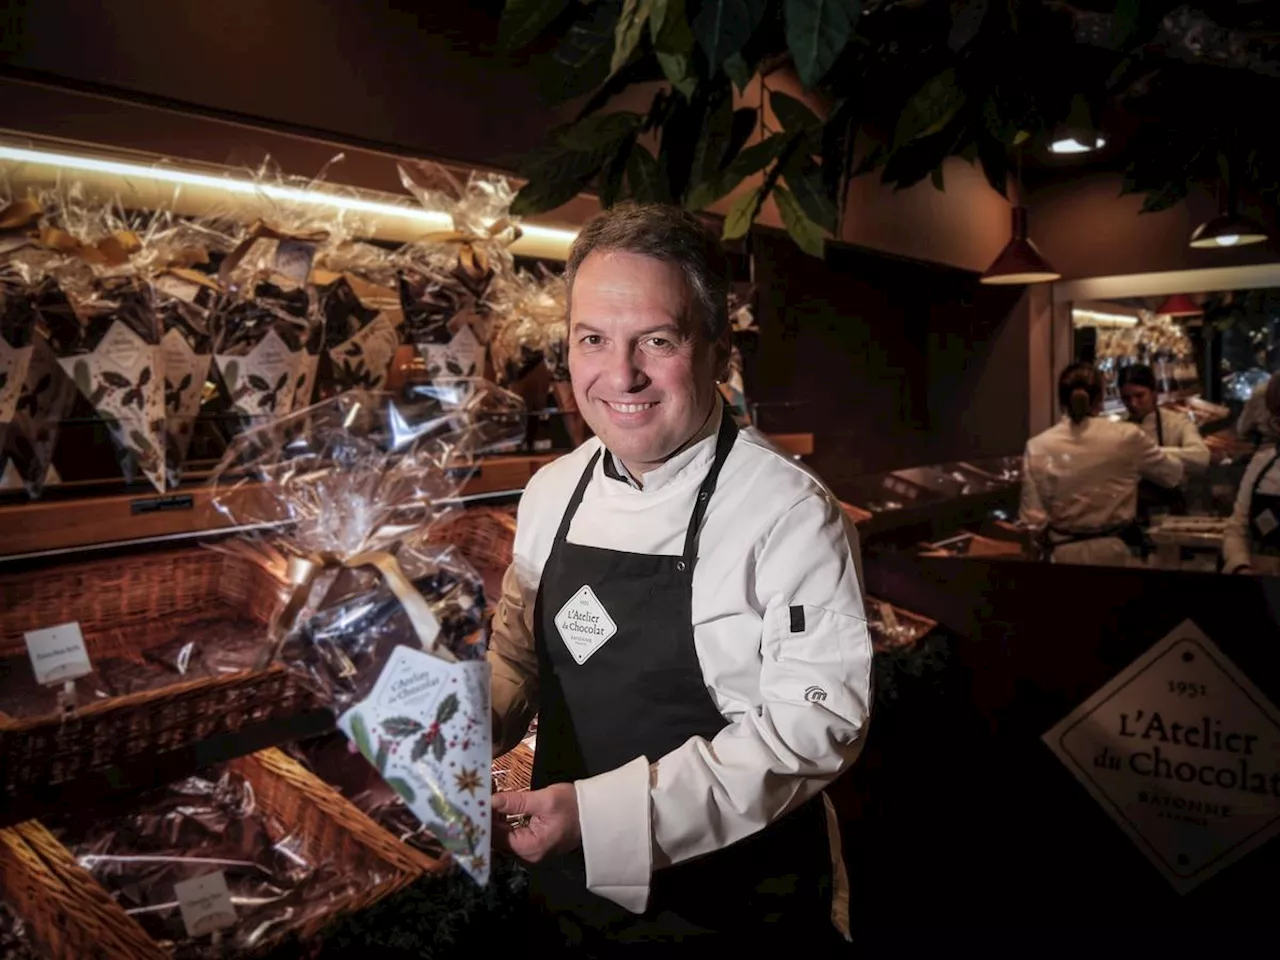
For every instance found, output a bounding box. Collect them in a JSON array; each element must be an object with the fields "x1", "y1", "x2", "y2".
[
  {"x1": 683, "y1": 409, "x2": 740, "y2": 562},
  {"x1": 553, "y1": 449, "x2": 603, "y2": 547},
  {"x1": 1155, "y1": 408, "x2": 1164, "y2": 447},
  {"x1": 1252, "y1": 451, "x2": 1280, "y2": 501}
]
